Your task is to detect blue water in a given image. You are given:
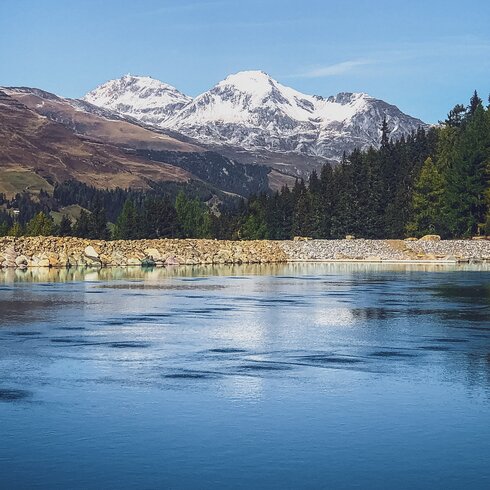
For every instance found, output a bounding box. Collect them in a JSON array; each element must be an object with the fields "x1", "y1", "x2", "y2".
[{"x1": 0, "y1": 264, "x2": 489, "y2": 489}]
